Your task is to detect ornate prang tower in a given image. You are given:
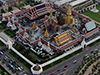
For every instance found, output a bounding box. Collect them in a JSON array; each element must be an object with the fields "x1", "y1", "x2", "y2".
[{"x1": 65, "y1": 5, "x2": 74, "y2": 24}]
